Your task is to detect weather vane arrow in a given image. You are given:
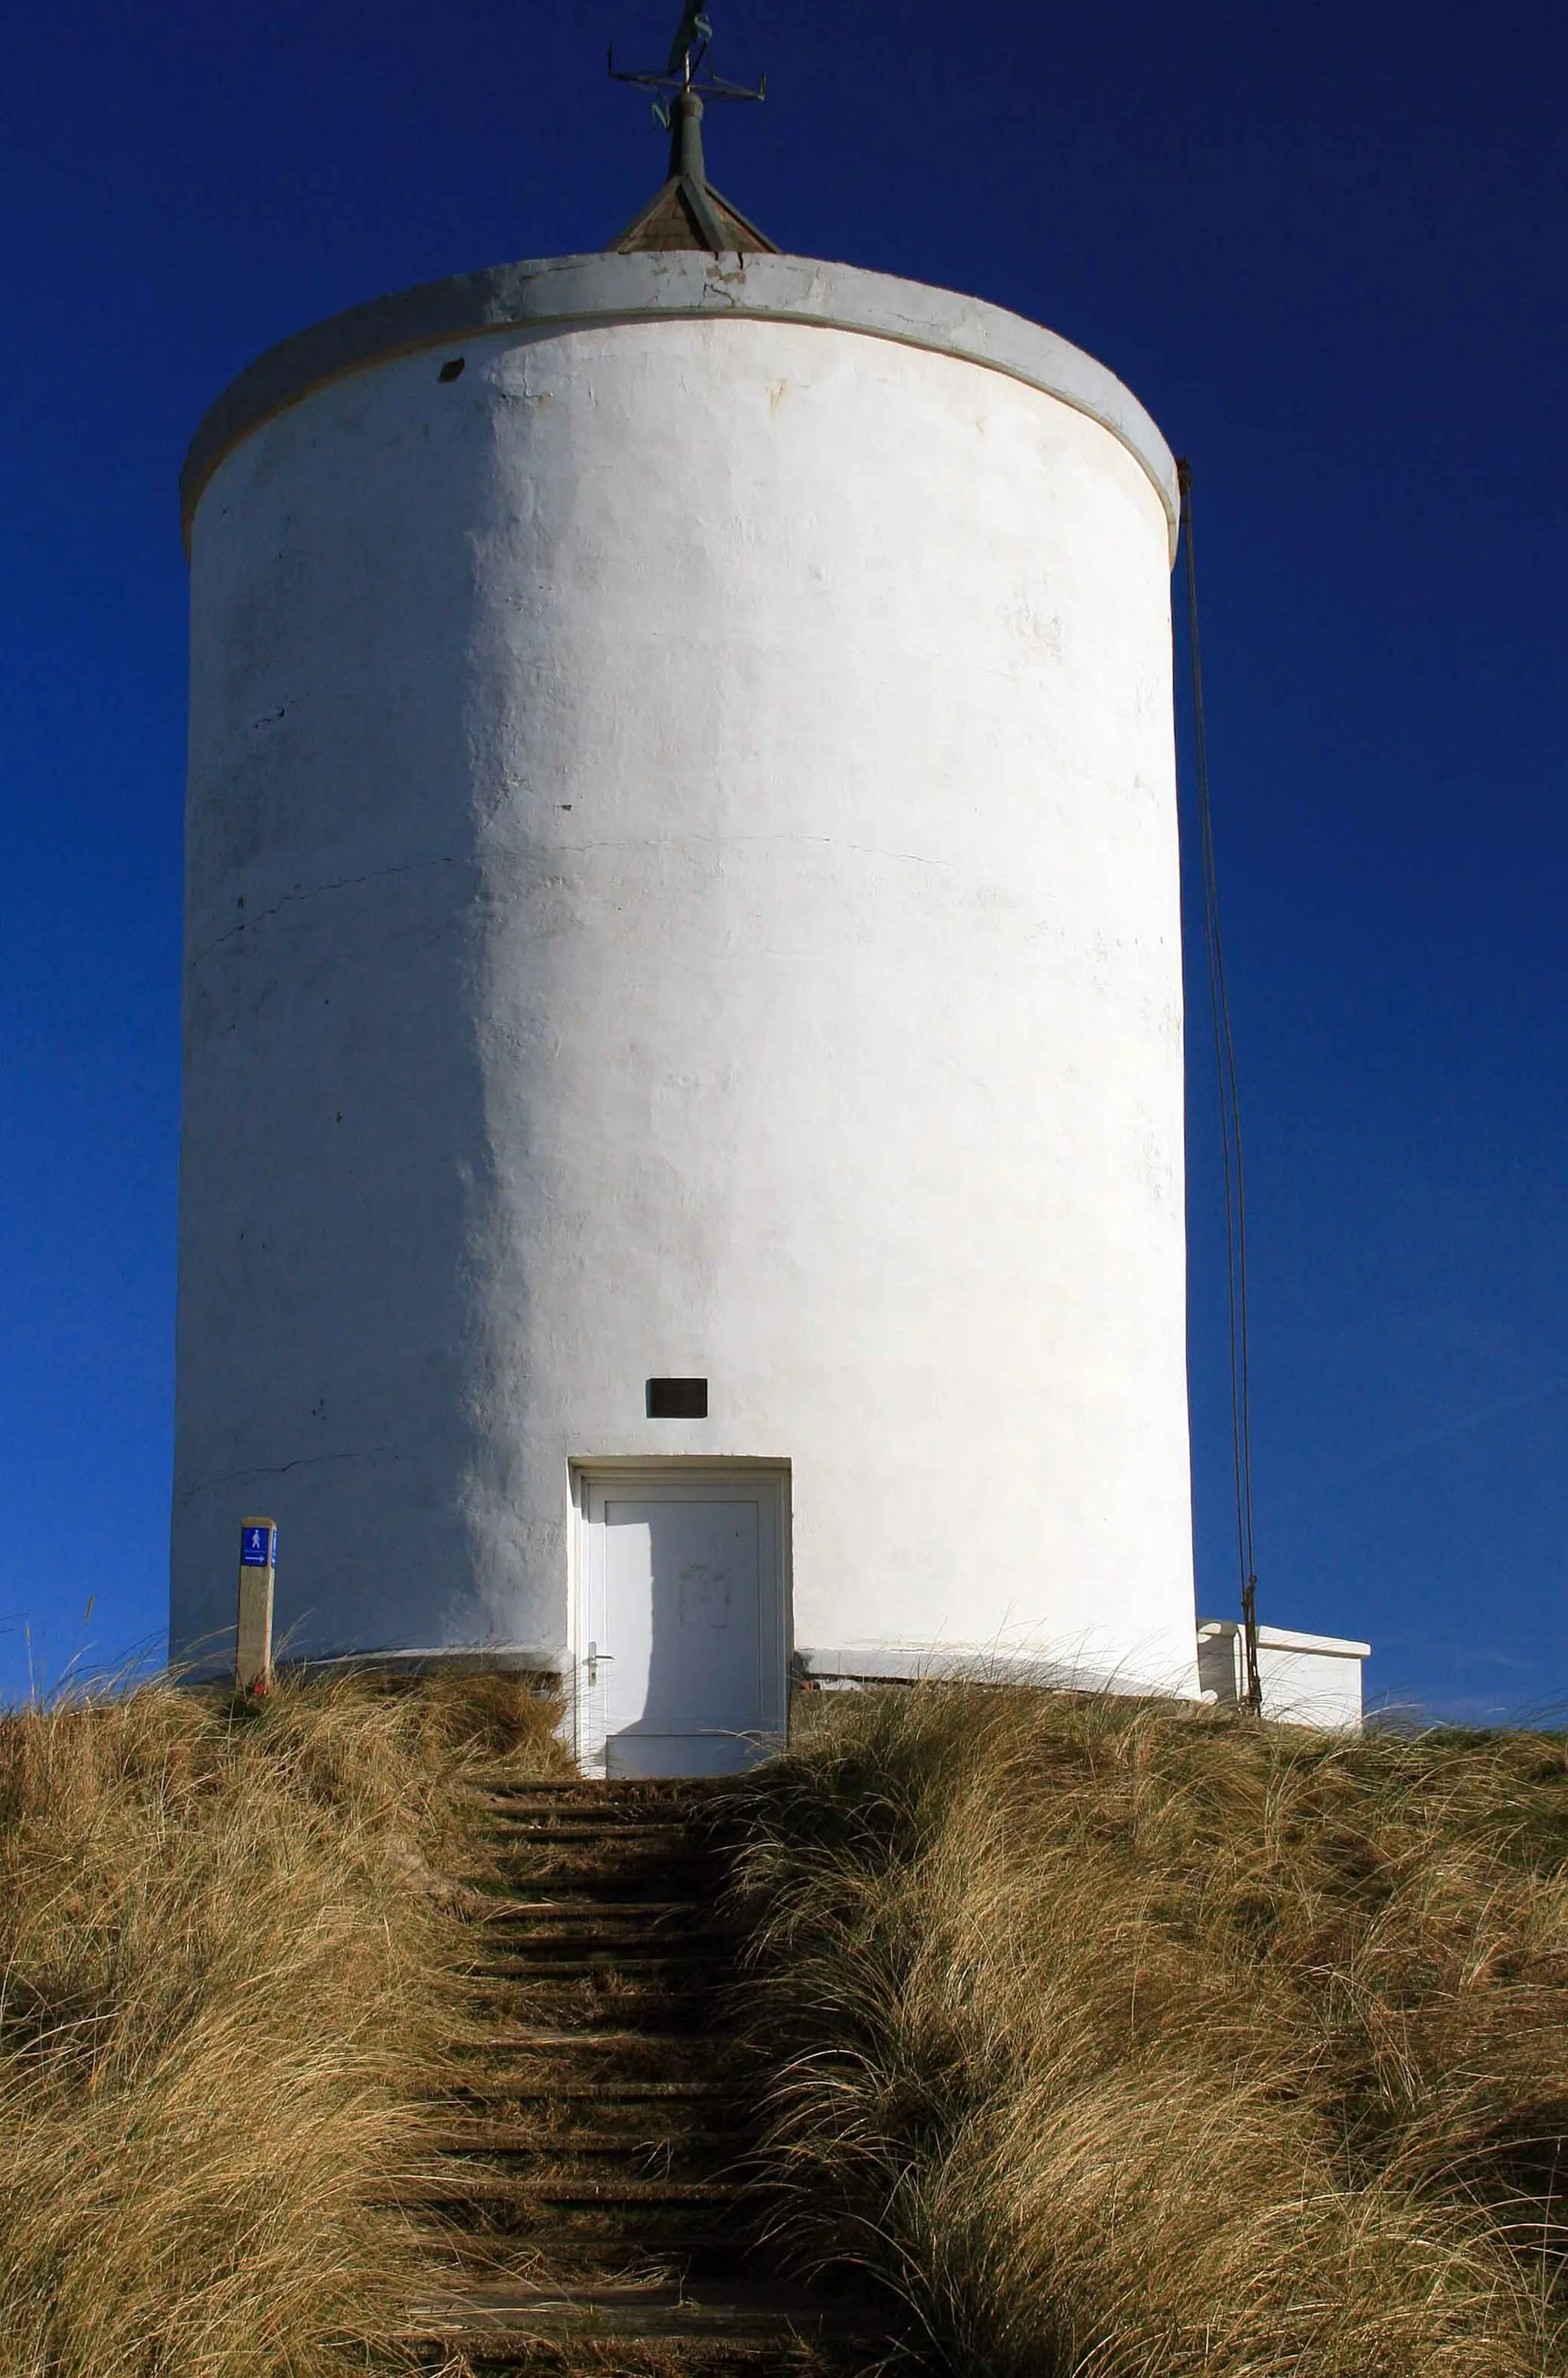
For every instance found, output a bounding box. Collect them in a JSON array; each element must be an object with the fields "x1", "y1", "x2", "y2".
[{"x1": 608, "y1": 2, "x2": 766, "y2": 112}]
